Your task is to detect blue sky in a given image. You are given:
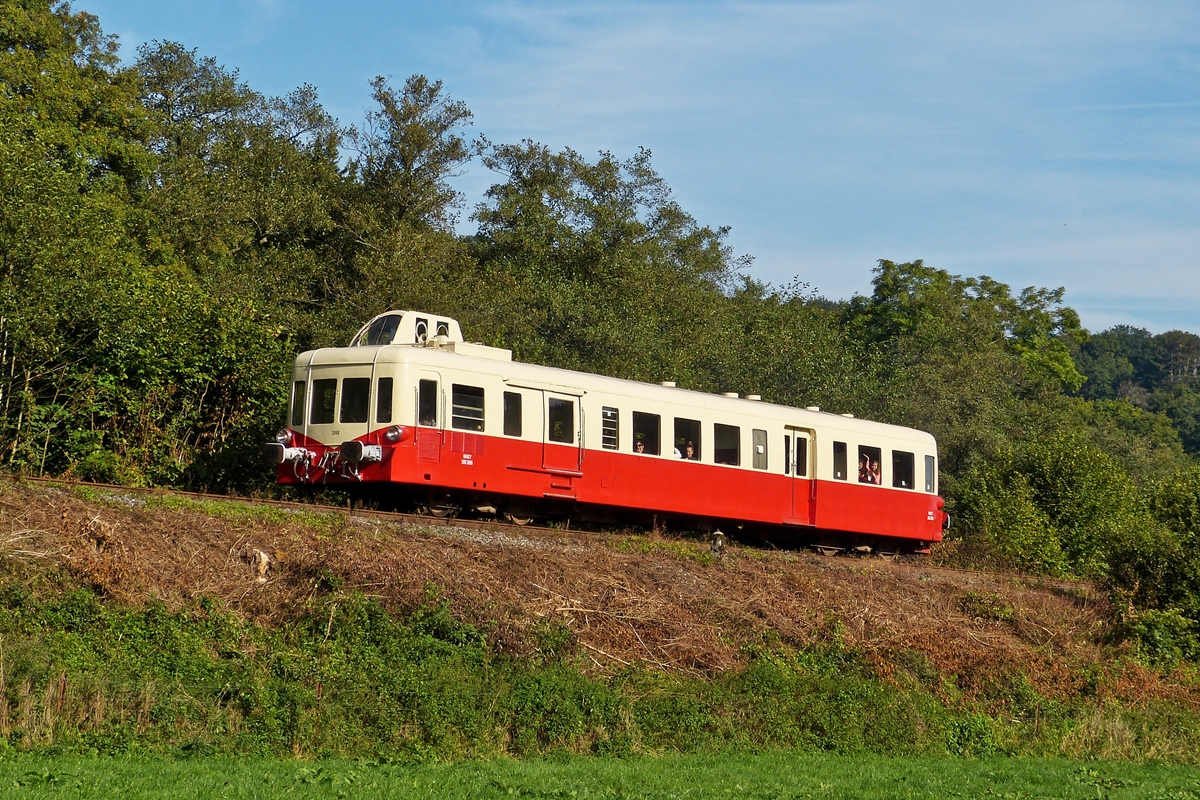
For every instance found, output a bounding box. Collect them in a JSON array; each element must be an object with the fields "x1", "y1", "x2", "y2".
[{"x1": 83, "y1": 0, "x2": 1200, "y2": 334}]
